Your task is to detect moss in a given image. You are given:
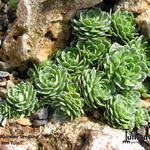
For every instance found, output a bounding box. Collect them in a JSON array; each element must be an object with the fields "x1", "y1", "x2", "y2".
[{"x1": 8, "y1": 0, "x2": 18, "y2": 11}]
